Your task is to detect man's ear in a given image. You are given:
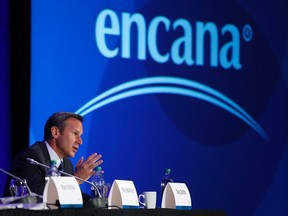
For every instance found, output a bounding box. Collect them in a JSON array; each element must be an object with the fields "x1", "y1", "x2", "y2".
[{"x1": 51, "y1": 126, "x2": 59, "y2": 138}]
